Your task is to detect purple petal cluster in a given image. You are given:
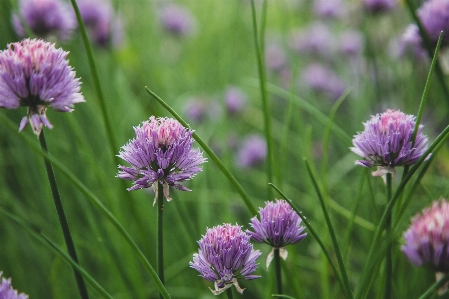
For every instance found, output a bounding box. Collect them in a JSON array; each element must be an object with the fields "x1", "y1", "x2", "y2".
[
  {"x1": 12, "y1": 0, "x2": 76, "y2": 41},
  {"x1": 190, "y1": 223, "x2": 261, "y2": 295},
  {"x1": 224, "y1": 86, "x2": 246, "y2": 115},
  {"x1": 351, "y1": 109, "x2": 428, "y2": 173},
  {"x1": 417, "y1": 0, "x2": 449, "y2": 47},
  {"x1": 158, "y1": 3, "x2": 197, "y2": 37},
  {"x1": 302, "y1": 63, "x2": 347, "y2": 100},
  {"x1": 0, "y1": 272, "x2": 28, "y2": 299},
  {"x1": 248, "y1": 199, "x2": 307, "y2": 248},
  {"x1": 0, "y1": 38, "x2": 84, "y2": 136},
  {"x1": 363, "y1": 0, "x2": 397, "y2": 14},
  {"x1": 117, "y1": 116, "x2": 206, "y2": 203},
  {"x1": 402, "y1": 199, "x2": 449, "y2": 272},
  {"x1": 236, "y1": 134, "x2": 267, "y2": 169},
  {"x1": 313, "y1": 0, "x2": 347, "y2": 19},
  {"x1": 77, "y1": 0, "x2": 124, "y2": 48}
]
